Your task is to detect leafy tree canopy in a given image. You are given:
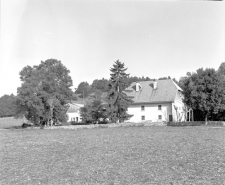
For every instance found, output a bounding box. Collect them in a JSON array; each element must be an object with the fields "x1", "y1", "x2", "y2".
[
  {"x1": 75, "y1": 82, "x2": 91, "y2": 98},
  {"x1": 16, "y1": 59, "x2": 73, "y2": 125},
  {"x1": 179, "y1": 68, "x2": 225, "y2": 121},
  {"x1": 218, "y1": 62, "x2": 225, "y2": 75},
  {"x1": 80, "y1": 100, "x2": 108, "y2": 124},
  {"x1": 217, "y1": 62, "x2": 225, "y2": 81},
  {"x1": 0, "y1": 94, "x2": 17, "y2": 117},
  {"x1": 126, "y1": 76, "x2": 154, "y2": 85},
  {"x1": 91, "y1": 78, "x2": 109, "y2": 92}
]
